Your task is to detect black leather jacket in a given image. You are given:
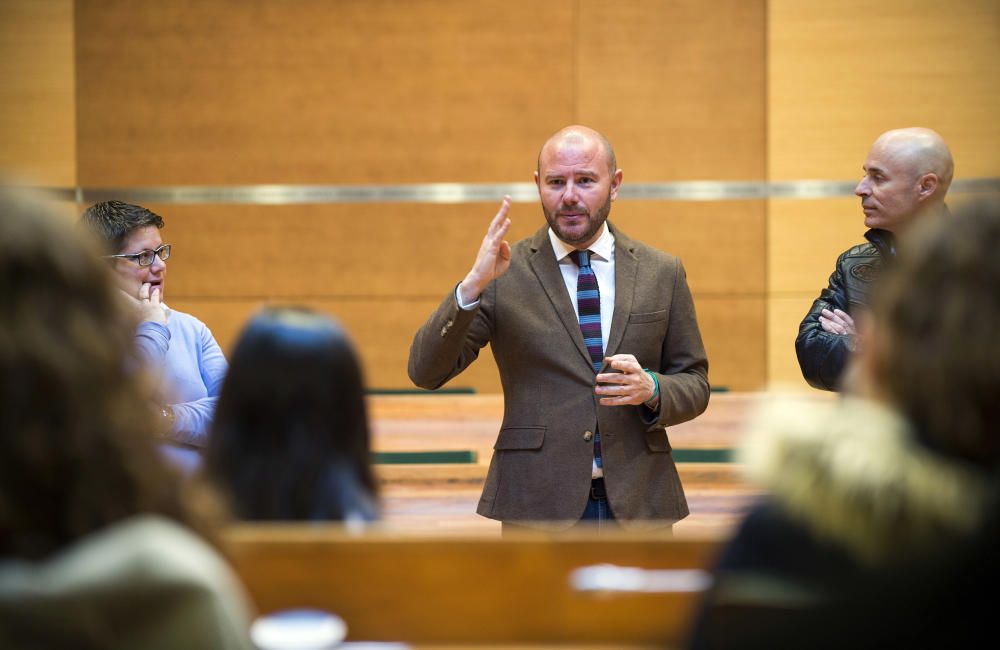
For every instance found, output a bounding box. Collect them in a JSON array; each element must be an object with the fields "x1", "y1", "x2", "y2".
[{"x1": 795, "y1": 228, "x2": 895, "y2": 391}]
